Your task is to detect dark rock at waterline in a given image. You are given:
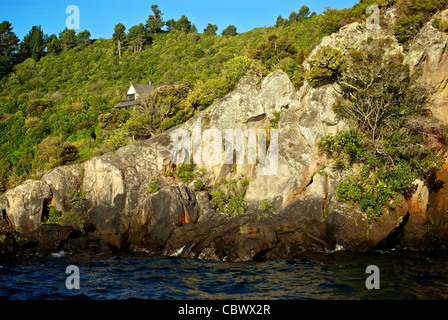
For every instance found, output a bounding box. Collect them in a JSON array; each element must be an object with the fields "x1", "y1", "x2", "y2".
[{"x1": 18, "y1": 224, "x2": 75, "y2": 251}]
